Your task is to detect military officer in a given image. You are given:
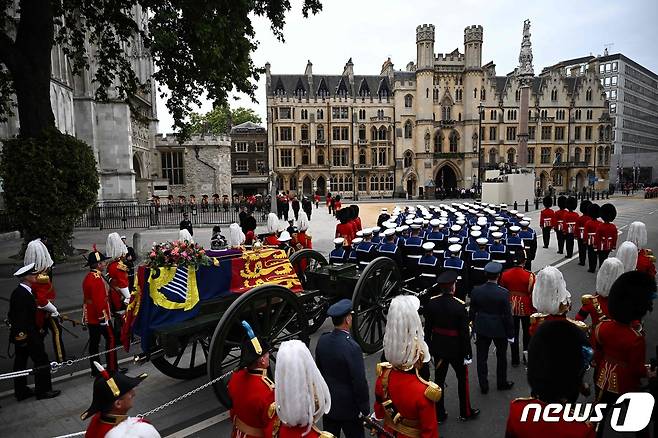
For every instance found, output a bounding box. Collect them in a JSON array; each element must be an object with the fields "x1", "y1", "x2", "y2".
[
  {"x1": 404, "y1": 224, "x2": 424, "y2": 278},
  {"x1": 417, "y1": 242, "x2": 439, "y2": 291},
  {"x1": 264, "y1": 213, "x2": 282, "y2": 246},
  {"x1": 424, "y1": 271, "x2": 480, "y2": 424},
  {"x1": 575, "y1": 257, "x2": 624, "y2": 326},
  {"x1": 539, "y1": 196, "x2": 555, "y2": 249},
  {"x1": 576, "y1": 200, "x2": 593, "y2": 267},
  {"x1": 370, "y1": 228, "x2": 383, "y2": 246},
  {"x1": 529, "y1": 266, "x2": 586, "y2": 336},
  {"x1": 8, "y1": 264, "x2": 61, "y2": 401},
  {"x1": 106, "y1": 232, "x2": 131, "y2": 336},
  {"x1": 443, "y1": 244, "x2": 469, "y2": 300},
  {"x1": 518, "y1": 219, "x2": 537, "y2": 271},
  {"x1": 584, "y1": 203, "x2": 602, "y2": 273},
  {"x1": 553, "y1": 195, "x2": 567, "y2": 254},
  {"x1": 595, "y1": 203, "x2": 618, "y2": 267},
  {"x1": 315, "y1": 300, "x2": 369, "y2": 438},
  {"x1": 563, "y1": 197, "x2": 580, "y2": 259},
  {"x1": 378, "y1": 229, "x2": 403, "y2": 266},
  {"x1": 377, "y1": 208, "x2": 391, "y2": 227},
  {"x1": 329, "y1": 238, "x2": 349, "y2": 265},
  {"x1": 227, "y1": 321, "x2": 274, "y2": 438},
  {"x1": 626, "y1": 221, "x2": 657, "y2": 277},
  {"x1": 464, "y1": 229, "x2": 482, "y2": 254}
]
